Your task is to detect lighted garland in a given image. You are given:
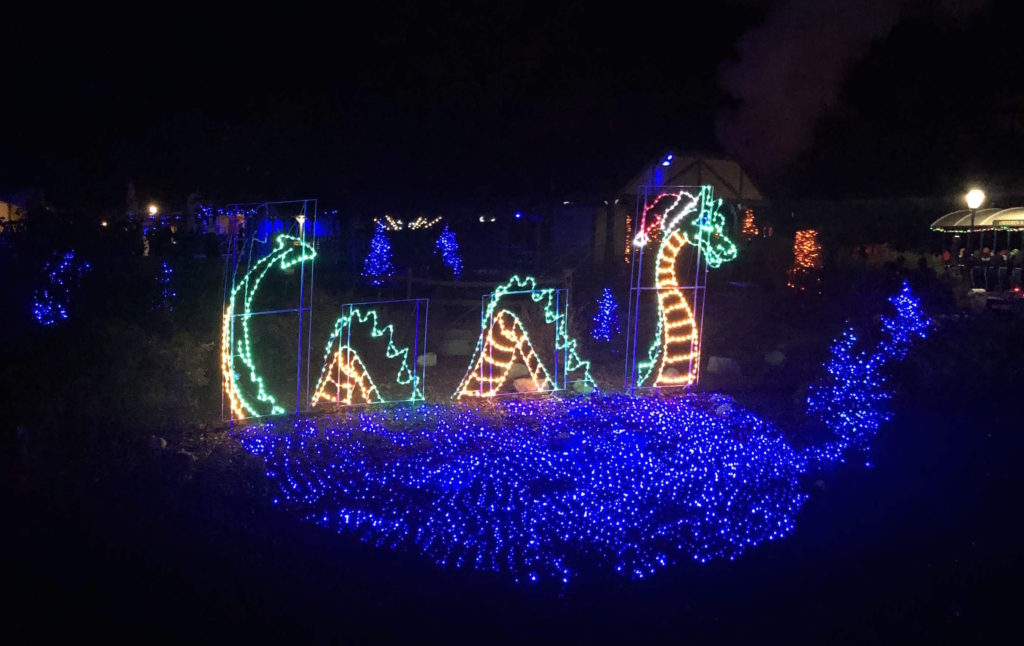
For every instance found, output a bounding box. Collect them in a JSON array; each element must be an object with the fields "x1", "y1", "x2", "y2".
[
  {"x1": 457, "y1": 309, "x2": 556, "y2": 396},
  {"x1": 311, "y1": 307, "x2": 423, "y2": 407},
  {"x1": 237, "y1": 282, "x2": 930, "y2": 585},
  {"x1": 634, "y1": 189, "x2": 738, "y2": 387},
  {"x1": 221, "y1": 234, "x2": 317, "y2": 419},
  {"x1": 454, "y1": 275, "x2": 596, "y2": 398}
]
